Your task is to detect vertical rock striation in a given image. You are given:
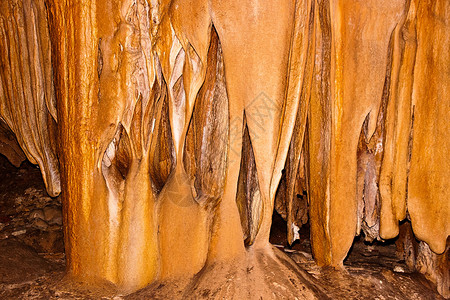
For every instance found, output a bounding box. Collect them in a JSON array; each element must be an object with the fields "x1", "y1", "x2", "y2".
[
  {"x1": 0, "y1": 0, "x2": 59, "y2": 196},
  {"x1": 0, "y1": 0, "x2": 448, "y2": 297}
]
